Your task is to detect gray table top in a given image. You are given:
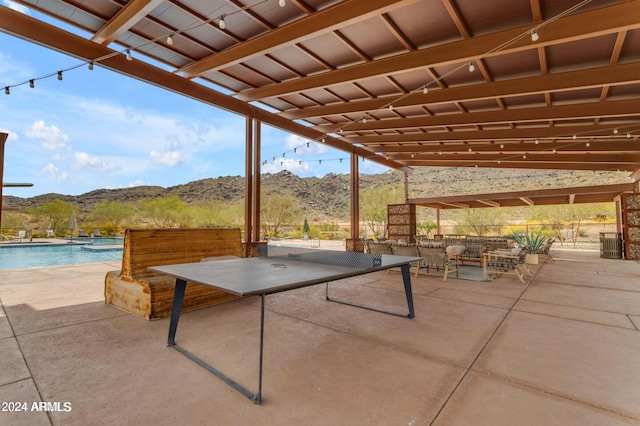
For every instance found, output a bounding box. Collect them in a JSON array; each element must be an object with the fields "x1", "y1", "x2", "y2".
[{"x1": 150, "y1": 254, "x2": 420, "y2": 296}]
